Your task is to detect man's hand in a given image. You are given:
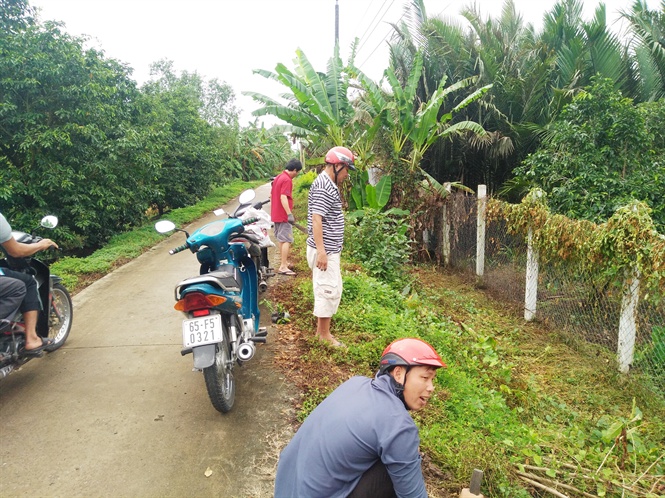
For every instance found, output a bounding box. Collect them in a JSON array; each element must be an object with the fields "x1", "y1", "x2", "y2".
[
  {"x1": 39, "y1": 239, "x2": 58, "y2": 251},
  {"x1": 316, "y1": 250, "x2": 328, "y2": 271},
  {"x1": 287, "y1": 213, "x2": 295, "y2": 224}
]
